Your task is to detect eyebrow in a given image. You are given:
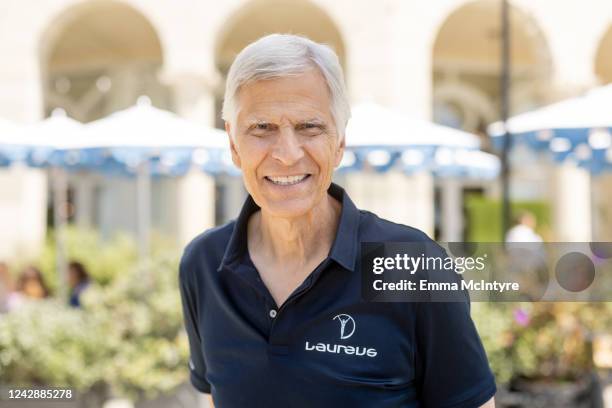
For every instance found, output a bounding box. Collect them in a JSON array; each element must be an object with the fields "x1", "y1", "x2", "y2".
[
  {"x1": 244, "y1": 117, "x2": 328, "y2": 130},
  {"x1": 299, "y1": 118, "x2": 326, "y2": 125},
  {"x1": 295, "y1": 120, "x2": 328, "y2": 130}
]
